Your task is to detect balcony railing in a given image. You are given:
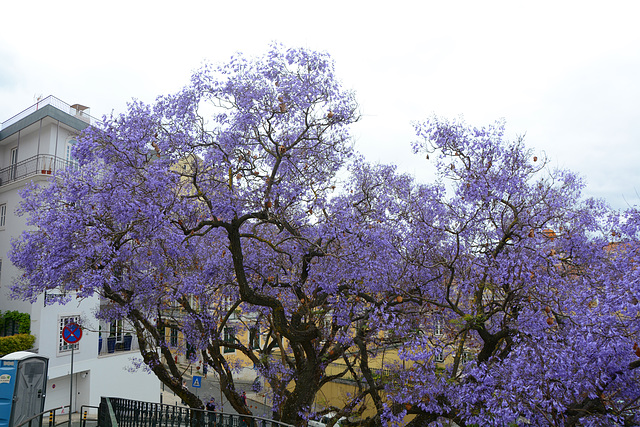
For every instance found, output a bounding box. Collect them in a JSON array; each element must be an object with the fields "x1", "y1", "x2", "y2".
[
  {"x1": 0, "y1": 95, "x2": 100, "y2": 131},
  {"x1": 0, "y1": 154, "x2": 76, "y2": 187},
  {"x1": 98, "y1": 335, "x2": 140, "y2": 356}
]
